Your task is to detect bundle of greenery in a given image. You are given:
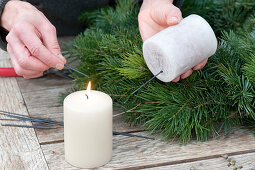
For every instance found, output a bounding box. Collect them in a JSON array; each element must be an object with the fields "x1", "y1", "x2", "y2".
[{"x1": 64, "y1": 0, "x2": 255, "y2": 143}]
